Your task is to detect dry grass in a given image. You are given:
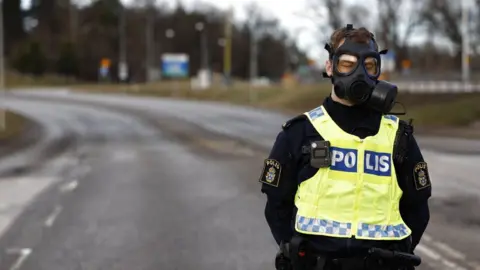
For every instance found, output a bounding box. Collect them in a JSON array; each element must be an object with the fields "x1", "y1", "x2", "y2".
[
  {"x1": 5, "y1": 71, "x2": 77, "y2": 87},
  {"x1": 71, "y1": 82, "x2": 480, "y2": 128},
  {"x1": 5, "y1": 72, "x2": 480, "y2": 130},
  {"x1": 0, "y1": 111, "x2": 28, "y2": 141}
]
